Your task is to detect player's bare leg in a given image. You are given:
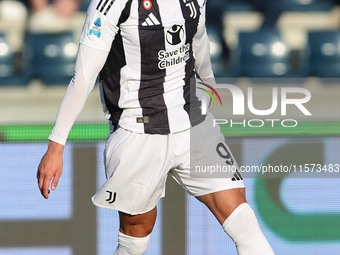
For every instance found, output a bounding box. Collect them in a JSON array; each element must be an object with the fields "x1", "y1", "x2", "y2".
[
  {"x1": 119, "y1": 207, "x2": 157, "y2": 237},
  {"x1": 113, "y1": 207, "x2": 157, "y2": 255},
  {"x1": 197, "y1": 188, "x2": 275, "y2": 255},
  {"x1": 196, "y1": 188, "x2": 246, "y2": 223}
]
